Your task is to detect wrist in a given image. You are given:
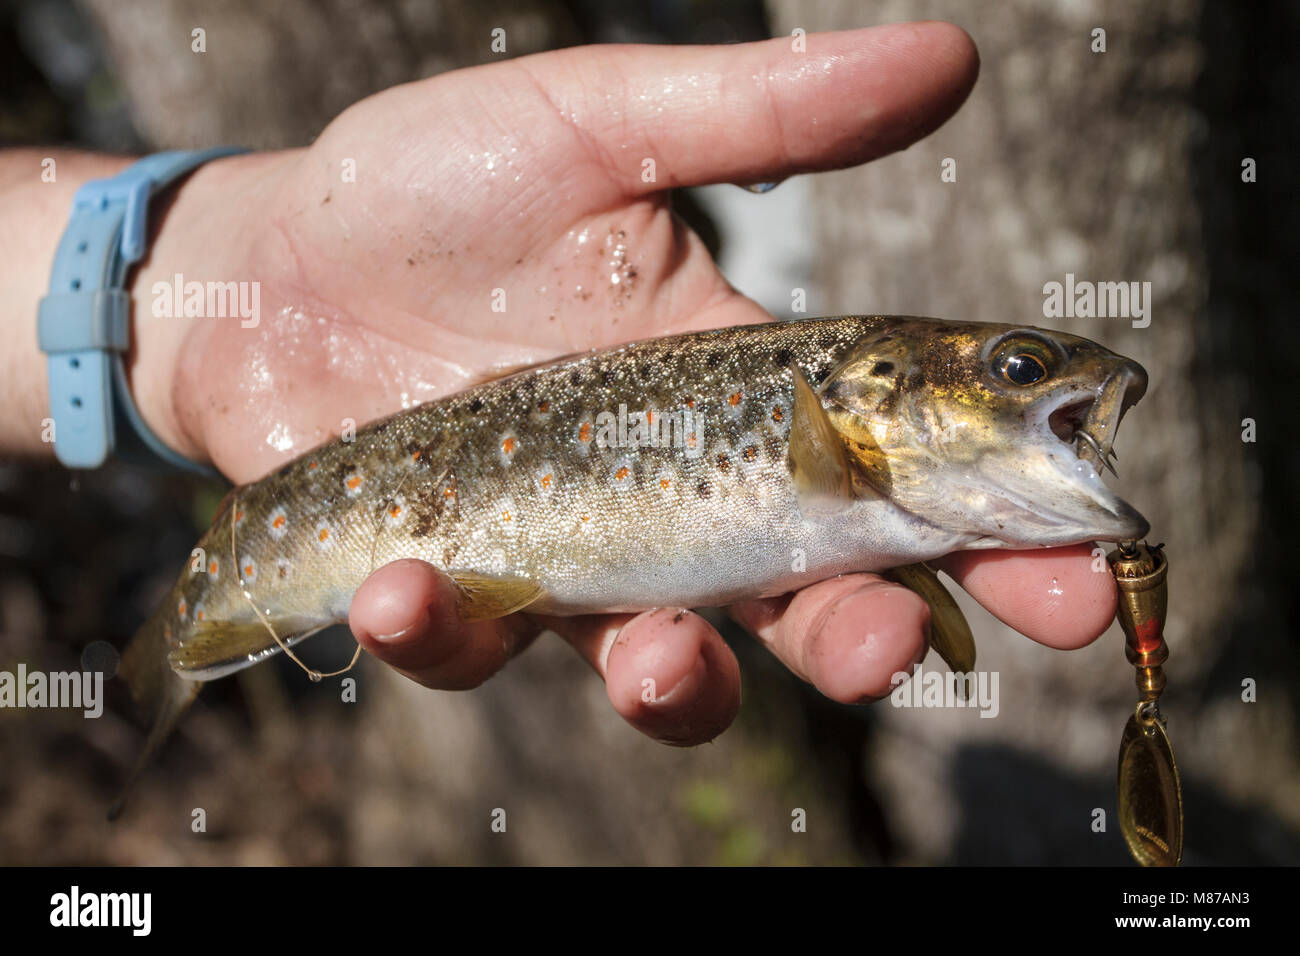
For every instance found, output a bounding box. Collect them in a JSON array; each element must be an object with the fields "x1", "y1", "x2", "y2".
[
  {"x1": 0, "y1": 151, "x2": 133, "y2": 459},
  {"x1": 123, "y1": 149, "x2": 291, "y2": 469}
]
